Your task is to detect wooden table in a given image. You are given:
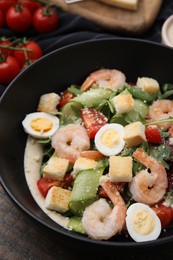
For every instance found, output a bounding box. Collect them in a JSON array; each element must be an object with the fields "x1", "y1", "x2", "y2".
[{"x1": 1, "y1": 183, "x2": 173, "y2": 259}]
